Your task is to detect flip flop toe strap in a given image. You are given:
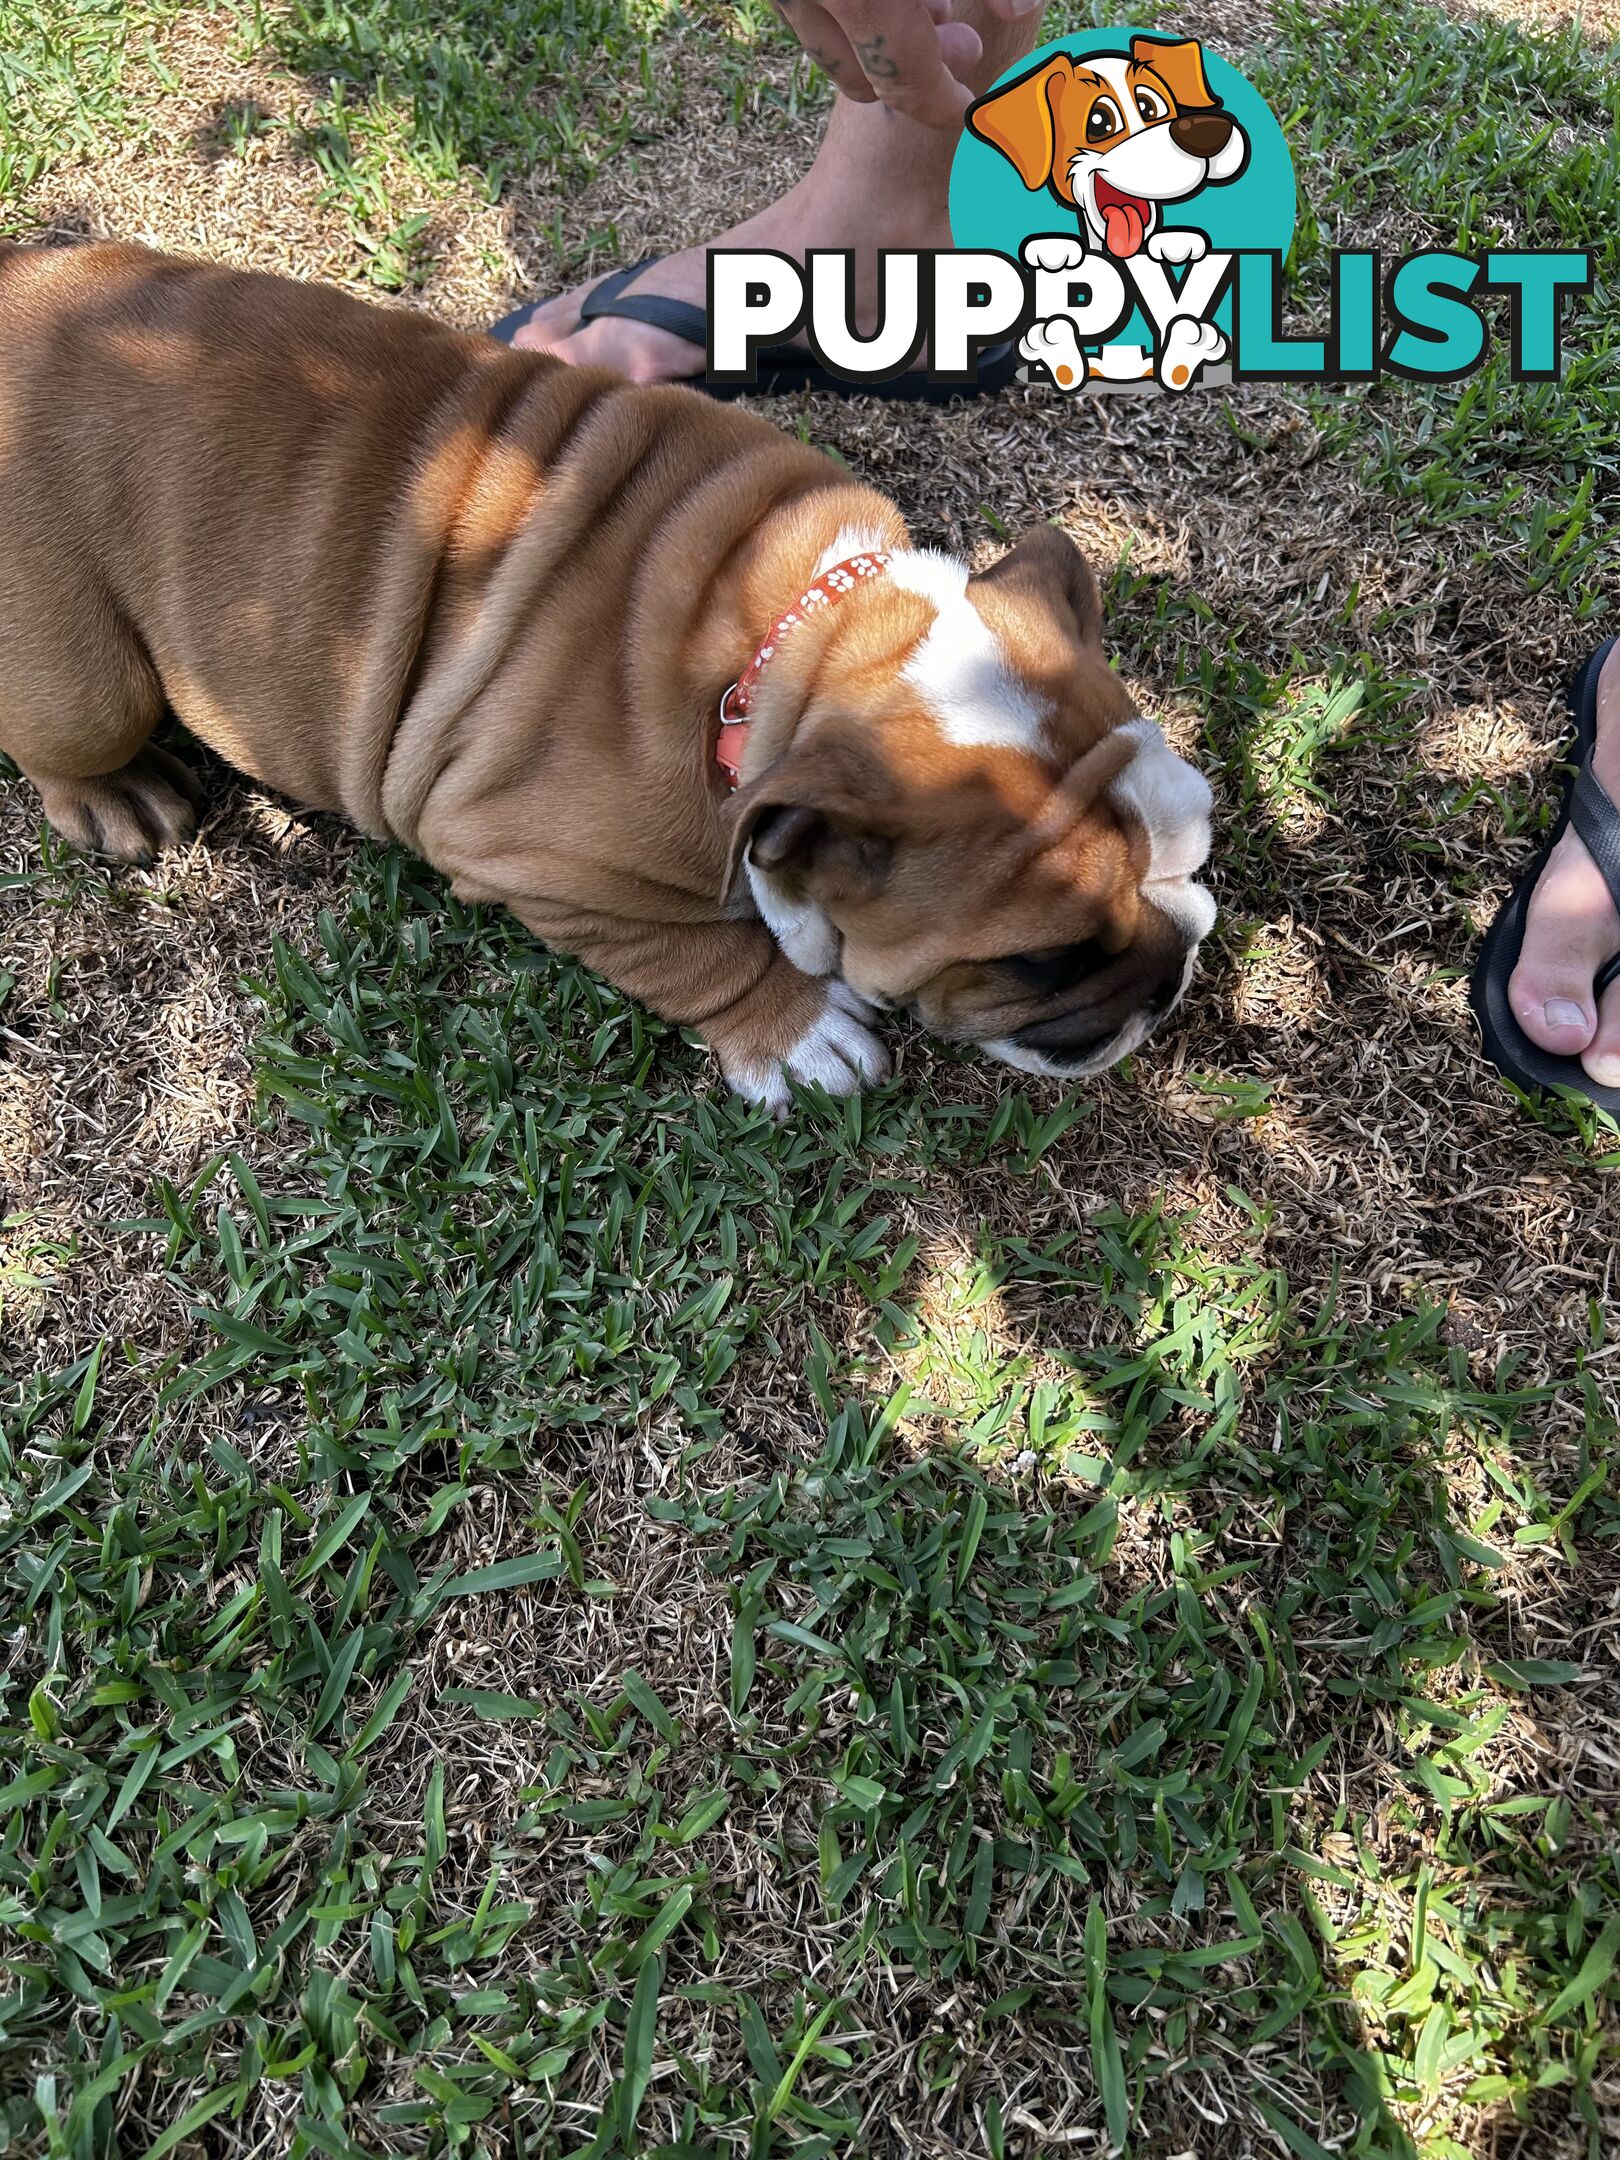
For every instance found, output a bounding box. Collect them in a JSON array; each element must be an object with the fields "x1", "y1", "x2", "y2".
[
  {"x1": 1570, "y1": 760, "x2": 1620, "y2": 1004},
  {"x1": 1571, "y1": 760, "x2": 1620, "y2": 915},
  {"x1": 577, "y1": 258, "x2": 708, "y2": 351}
]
